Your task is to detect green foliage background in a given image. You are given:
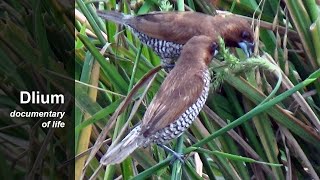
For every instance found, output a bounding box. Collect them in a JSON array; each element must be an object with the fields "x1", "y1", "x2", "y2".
[
  {"x1": 72, "y1": 0, "x2": 320, "y2": 179},
  {"x1": 0, "y1": 0, "x2": 74, "y2": 179}
]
